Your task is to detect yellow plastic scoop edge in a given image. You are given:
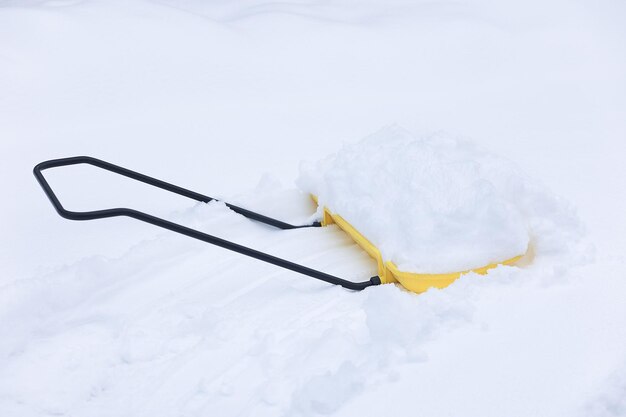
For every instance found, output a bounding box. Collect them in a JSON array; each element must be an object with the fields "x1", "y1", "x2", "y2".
[{"x1": 312, "y1": 195, "x2": 524, "y2": 294}]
